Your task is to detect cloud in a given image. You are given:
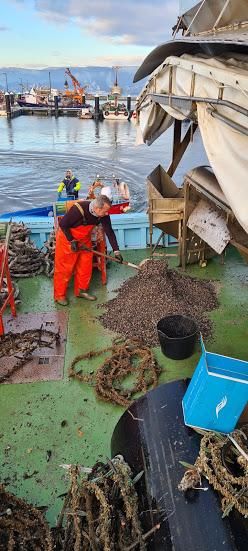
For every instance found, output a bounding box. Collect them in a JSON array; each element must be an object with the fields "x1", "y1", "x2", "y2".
[
  {"x1": 0, "y1": 53, "x2": 144, "y2": 68},
  {"x1": 0, "y1": 26, "x2": 9, "y2": 31},
  {"x1": 88, "y1": 54, "x2": 146, "y2": 66},
  {"x1": 34, "y1": 0, "x2": 179, "y2": 46}
]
